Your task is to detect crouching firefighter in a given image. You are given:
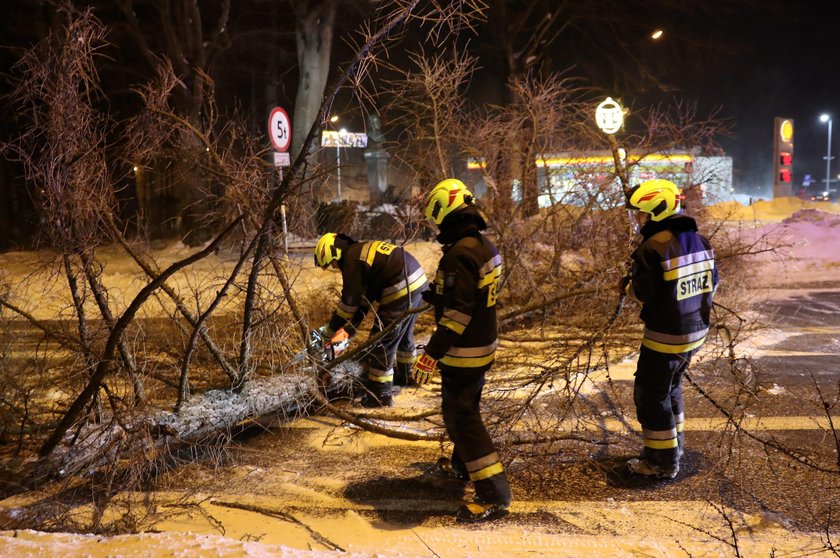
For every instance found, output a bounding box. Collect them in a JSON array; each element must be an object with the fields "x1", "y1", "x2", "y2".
[
  {"x1": 315, "y1": 233, "x2": 428, "y2": 407},
  {"x1": 413, "y1": 178, "x2": 512, "y2": 522},
  {"x1": 620, "y1": 179, "x2": 719, "y2": 479}
]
